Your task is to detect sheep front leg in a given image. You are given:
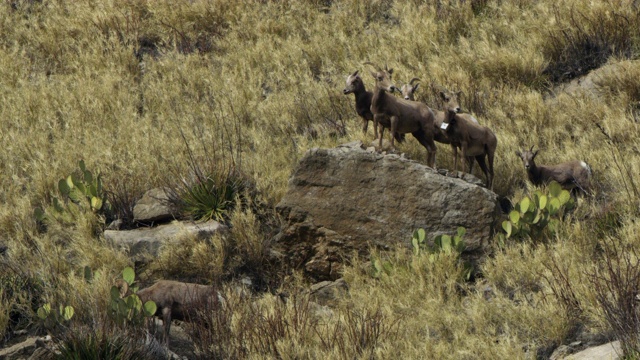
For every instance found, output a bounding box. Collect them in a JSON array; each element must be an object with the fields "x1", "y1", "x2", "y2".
[
  {"x1": 162, "y1": 307, "x2": 172, "y2": 346},
  {"x1": 373, "y1": 119, "x2": 378, "y2": 140},
  {"x1": 459, "y1": 142, "x2": 469, "y2": 177},
  {"x1": 361, "y1": 118, "x2": 369, "y2": 136},
  {"x1": 389, "y1": 115, "x2": 399, "y2": 150},
  {"x1": 374, "y1": 114, "x2": 385, "y2": 149},
  {"x1": 451, "y1": 144, "x2": 459, "y2": 176}
]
